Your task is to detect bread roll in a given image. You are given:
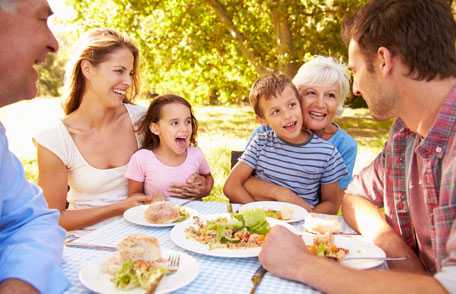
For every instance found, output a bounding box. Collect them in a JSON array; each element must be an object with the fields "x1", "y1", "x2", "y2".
[
  {"x1": 144, "y1": 201, "x2": 180, "y2": 224},
  {"x1": 117, "y1": 234, "x2": 161, "y2": 262}
]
